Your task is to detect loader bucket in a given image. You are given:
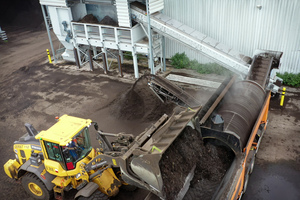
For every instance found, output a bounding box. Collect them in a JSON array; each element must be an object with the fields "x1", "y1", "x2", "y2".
[{"x1": 128, "y1": 107, "x2": 202, "y2": 200}]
